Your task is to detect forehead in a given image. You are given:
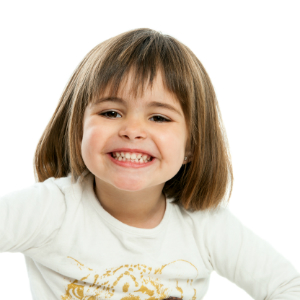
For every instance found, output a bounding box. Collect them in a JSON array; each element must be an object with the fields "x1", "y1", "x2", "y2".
[{"x1": 98, "y1": 68, "x2": 179, "y2": 106}]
